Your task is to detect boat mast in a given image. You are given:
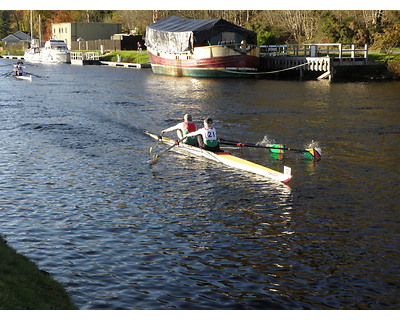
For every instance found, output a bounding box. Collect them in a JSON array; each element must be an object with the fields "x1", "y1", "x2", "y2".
[
  {"x1": 30, "y1": 10, "x2": 33, "y2": 43},
  {"x1": 38, "y1": 14, "x2": 41, "y2": 46}
]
